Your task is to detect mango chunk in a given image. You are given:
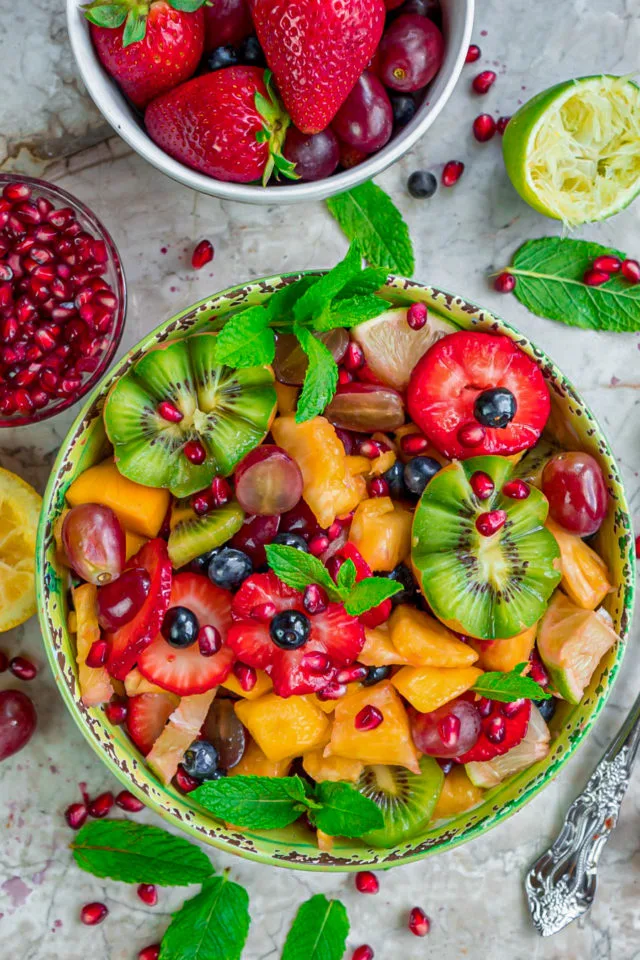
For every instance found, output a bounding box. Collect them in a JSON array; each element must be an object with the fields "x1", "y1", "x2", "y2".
[
  {"x1": 391, "y1": 665, "x2": 483, "y2": 714},
  {"x1": 349, "y1": 497, "x2": 413, "y2": 571},
  {"x1": 235, "y1": 693, "x2": 330, "y2": 762},
  {"x1": 302, "y1": 749, "x2": 363, "y2": 784},
  {"x1": 73, "y1": 583, "x2": 114, "y2": 707},
  {"x1": 389, "y1": 605, "x2": 478, "y2": 668},
  {"x1": 546, "y1": 518, "x2": 612, "y2": 610},
  {"x1": 66, "y1": 458, "x2": 170, "y2": 538},
  {"x1": 124, "y1": 667, "x2": 166, "y2": 697},
  {"x1": 359, "y1": 625, "x2": 410, "y2": 667},
  {"x1": 229, "y1": 738, "x2": 292, "y2": 778},
  {"x1": 432, "y1": 766, "x2": 484, "y2": 820},
  {"x1": 147, "y1": 691, "x2": 216, "y2": 785},
  {"x1": 274, "y1": 382, "x2": 299, "y2": 417},
  {"x1": 467, "y1": 624, "x2": 537, "y2": 673}
]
